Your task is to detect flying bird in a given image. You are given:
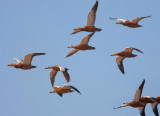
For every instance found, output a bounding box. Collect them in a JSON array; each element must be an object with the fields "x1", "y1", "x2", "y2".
[
  {"x1": 151, "y1": 96, "x2": 160, "y2": 116},
  {"x1": 45, "y1": 65, "x2": 70, "y2": 87},
  {"x1": 71, "y1": 0, "x2": 102, "y2": 34},
  {"x1": 114, "y1": 80, "x2": 146, "y2": 115},
  {"x1": 8, "y1": 53, "x2": 45, "y2": 70},
  {"x1": 110, "y1": 15, "x2": 151, "y2": 28},
  {"x1": 66, "y1": 32, "x2": 95, "y2": 57},
  {"x1": 50, "y1": 84, "x2": 81, "y2": 97},
  {"x1": 111, "y1": 47, "x2": 143, "y2": 74},
  {"x1": 139, "y1": 96, "x2": 160, "y2": 116}
]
